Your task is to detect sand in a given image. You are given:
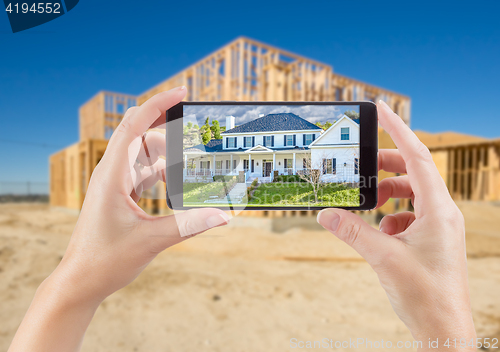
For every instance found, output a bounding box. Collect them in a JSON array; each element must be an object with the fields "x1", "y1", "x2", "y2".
[{"x1": 0, "y1": 202, "x2": 499, "y2": 351}]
